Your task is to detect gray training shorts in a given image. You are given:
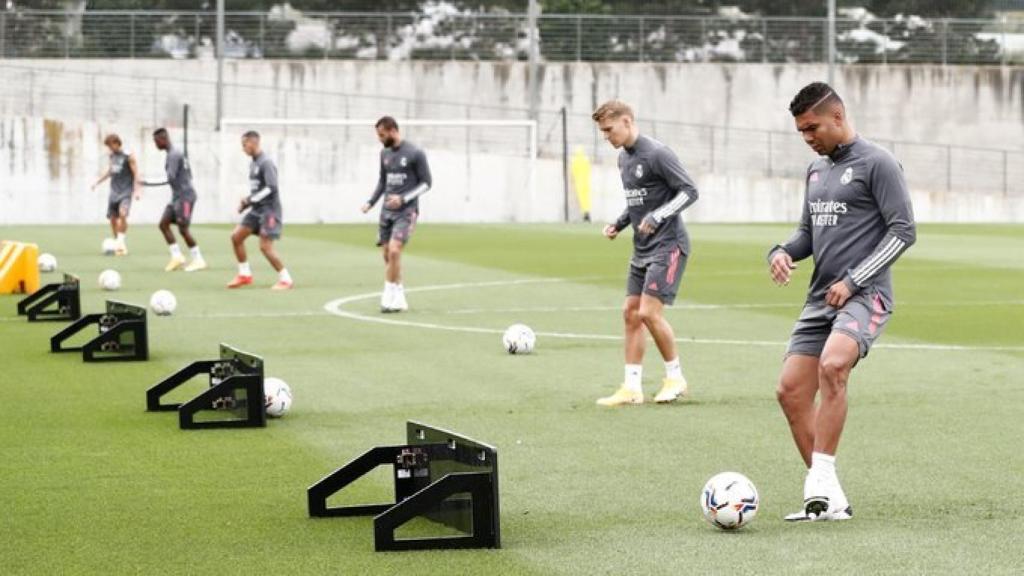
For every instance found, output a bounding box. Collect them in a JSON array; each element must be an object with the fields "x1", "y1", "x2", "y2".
[
  {"x1": 787, "y1": 287, "x2": 892, "y2": 359},
  {"x1": 626, "y1": 247, "x2": 687, "y2": 305},
  {"x1": 107, "y1": 196, "x2": 131, "y2": 219},
  {"x1": 242, "y1": 207, "x2": 282, "y2": 240},
  {"x1": 378, "y1": 210, "x2": 418, "y2": 246}
]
